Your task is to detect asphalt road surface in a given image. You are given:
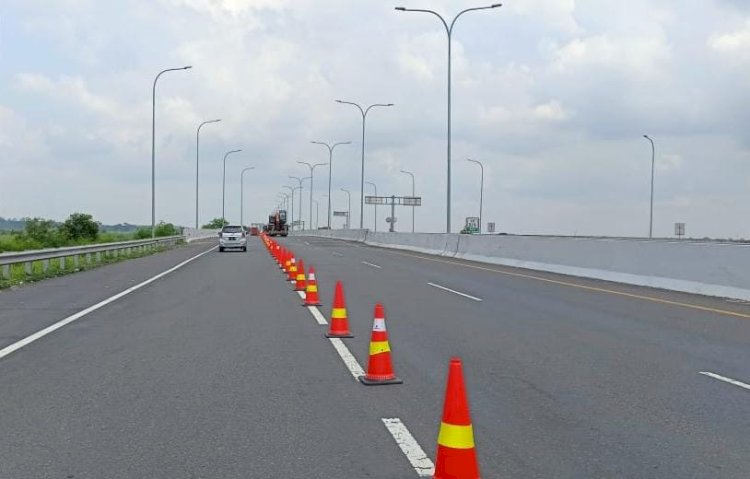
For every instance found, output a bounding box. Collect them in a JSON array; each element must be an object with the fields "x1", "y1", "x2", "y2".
[{"x1": 1, "y1": 236, "x2": 748, "y2": 478}]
